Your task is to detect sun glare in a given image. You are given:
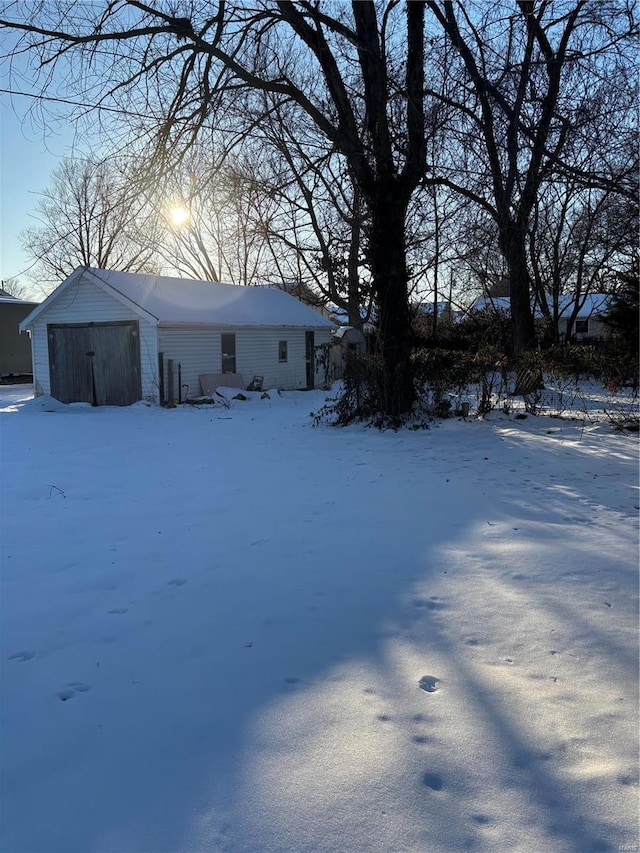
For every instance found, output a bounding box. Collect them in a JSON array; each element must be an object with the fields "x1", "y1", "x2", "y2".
[{"x1": 169, "y1": 205, "x2": 189, "y2": 227}]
